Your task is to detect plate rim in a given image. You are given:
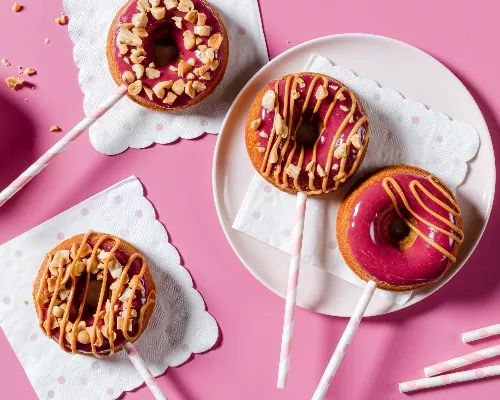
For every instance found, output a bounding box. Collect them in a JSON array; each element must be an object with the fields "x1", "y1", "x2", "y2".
[{"x1": 212, "y1": 33, "x2": 496, "y2": 316}]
